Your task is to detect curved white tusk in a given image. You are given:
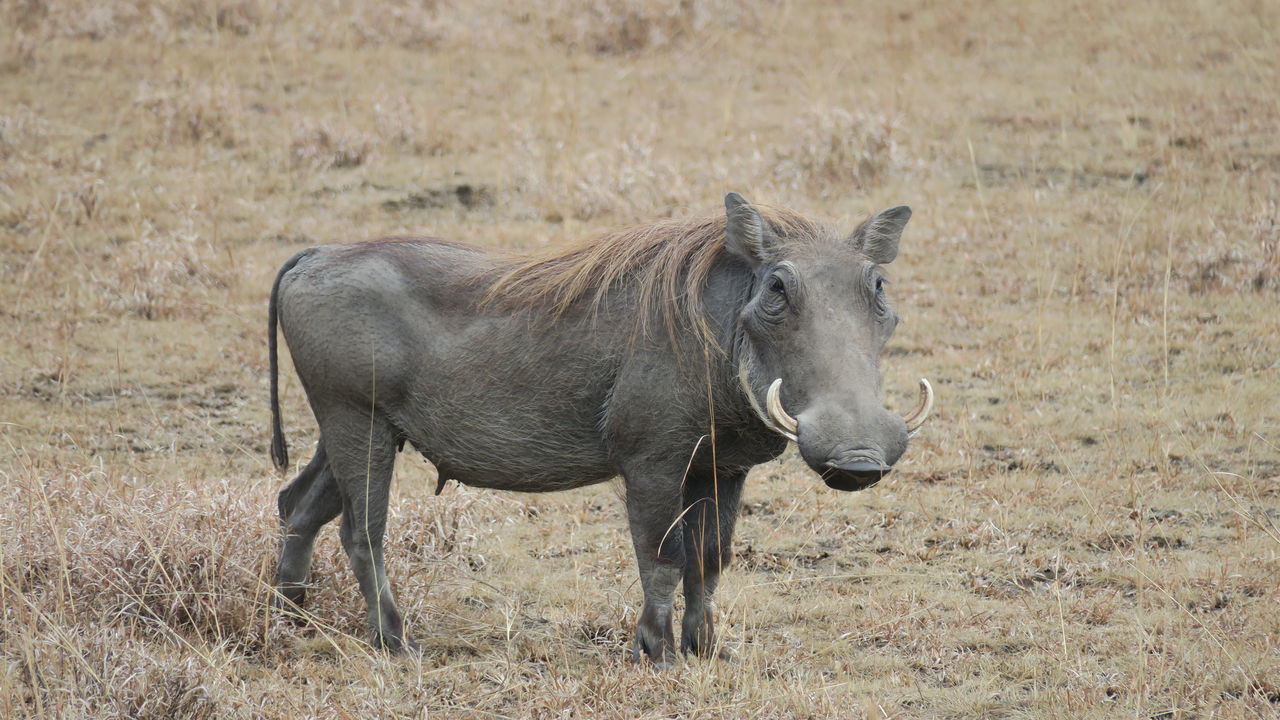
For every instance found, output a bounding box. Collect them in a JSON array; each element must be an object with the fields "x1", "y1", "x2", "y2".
[
  {"x1": 904, "y1": 378, "x2": 934, "y2": 437},
  {"x1": 739, "y1": 363, "x2": 798, "y2": 443},
  {"x1": 766, "y1": 378, "x2": 800, "y2": 441}
]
